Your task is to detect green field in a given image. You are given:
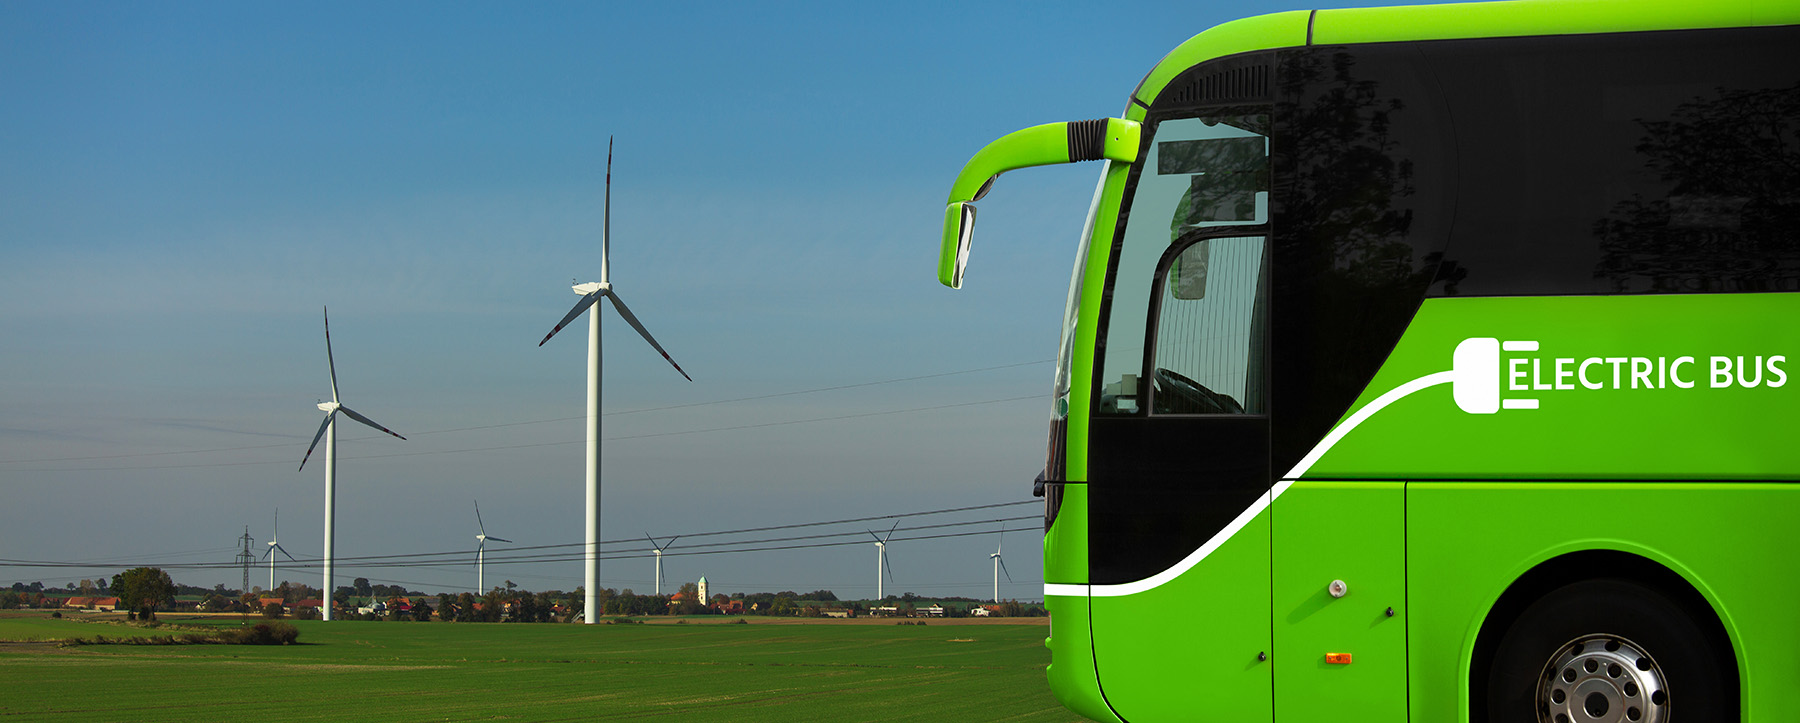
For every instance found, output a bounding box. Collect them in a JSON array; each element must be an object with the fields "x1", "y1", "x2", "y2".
[{"x1": 0, "y1": 614, "x2": 1077, "y2": 721}]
